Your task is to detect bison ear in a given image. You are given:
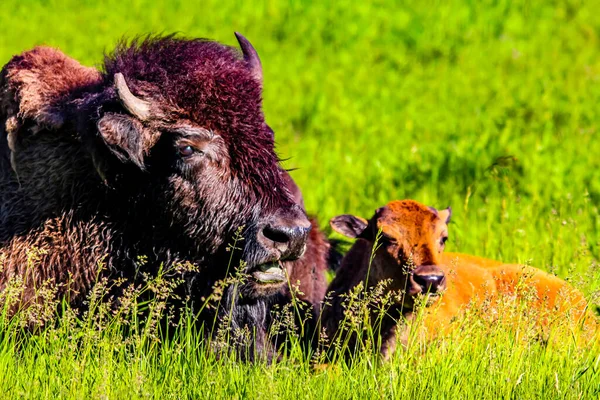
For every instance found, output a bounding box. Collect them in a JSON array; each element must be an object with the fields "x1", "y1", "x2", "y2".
[
  {"x1": 94, "y1": 74, "x2": 159, "y2": 170},
  {"x1": 439, "y1": 207, "x2": 452, "y2": 224},
  {"x1": 96, "y1": 113, "x2": 148, "y2": 168},
  {"x1": 330, "y1": 214, "x2": 369, "y2": 239},
  {"x1": 1, "y1": 46, "x2": 101, "y2": 133}
]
